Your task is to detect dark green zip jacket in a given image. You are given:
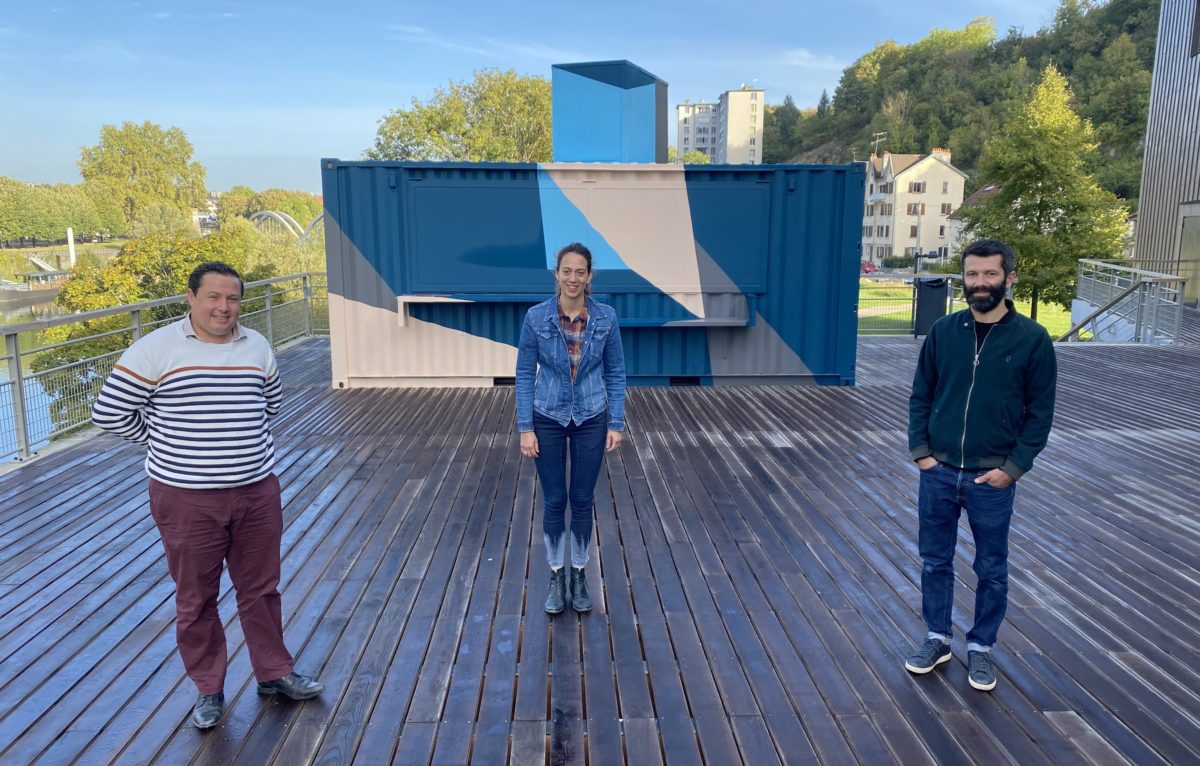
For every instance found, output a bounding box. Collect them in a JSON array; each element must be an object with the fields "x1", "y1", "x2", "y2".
[{"x1": 908, "y1": 300, "x2": 1057, "y2": 479}]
